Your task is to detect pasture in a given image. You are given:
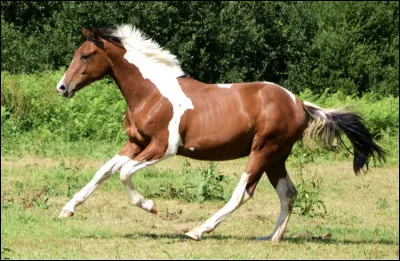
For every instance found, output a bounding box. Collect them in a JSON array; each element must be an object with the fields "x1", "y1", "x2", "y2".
[
  {"x1": 1, "y1": 144, "x2": 398, "y2": 259},
  {"x1": 1, "y1": 60, "x2": 399, "y2": 260},
  {"x1": 1, "y1": 2, "x2": 398, "y2": 259}
]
